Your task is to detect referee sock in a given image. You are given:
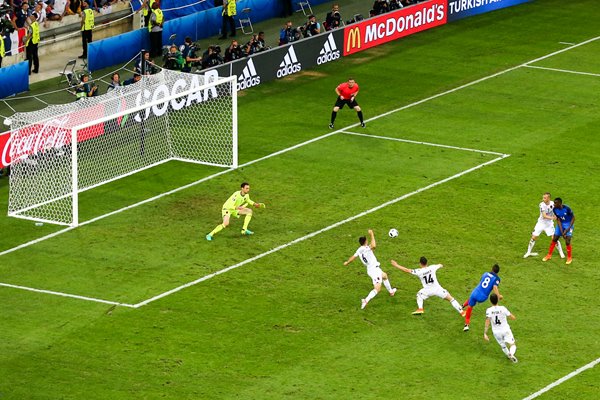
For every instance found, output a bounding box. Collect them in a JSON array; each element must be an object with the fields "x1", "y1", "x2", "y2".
[
  {"x1": 210, "y1": 224, "x2": 225, "y2": 236},
  {"x1": 242, "y1": 214, "x2": 252, "y2": 231},
  {"x1": 330, "y1": 111, "x2": 337, "y2": 124},
  {"x1": 357, "y1": 110, "x2": 364, "y2": 123}
]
